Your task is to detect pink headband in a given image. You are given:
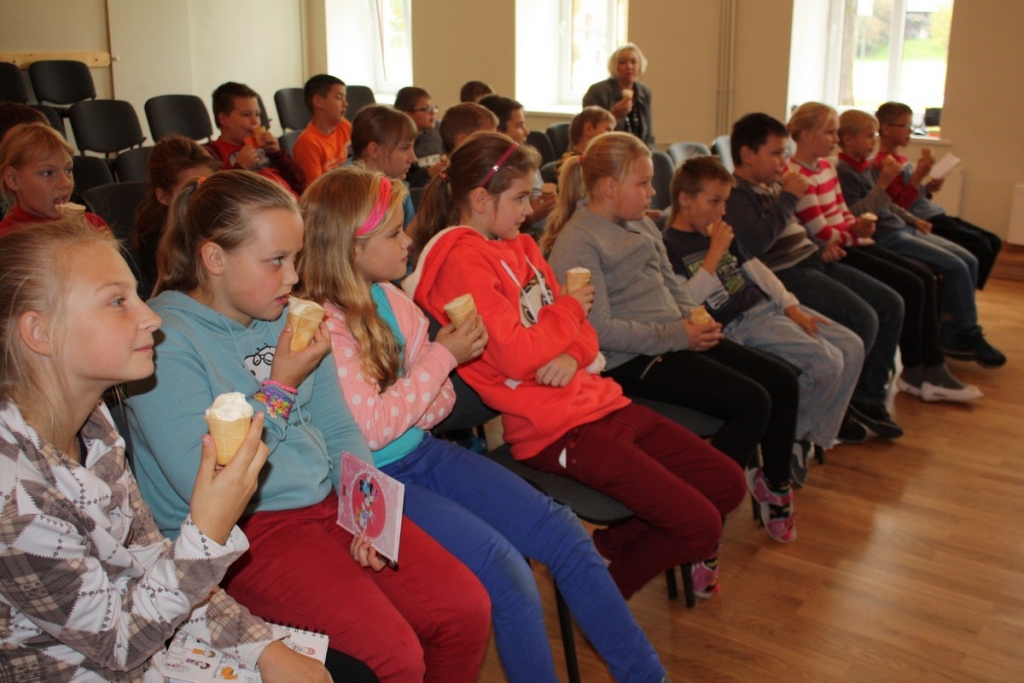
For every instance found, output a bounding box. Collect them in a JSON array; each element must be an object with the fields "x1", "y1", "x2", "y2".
[
  {"x1": 356, "y1": 177, "x2": 393, "y2": 235},
  {"x1": 478, "y1": 143, "x2": 519, "y2": 188}
]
